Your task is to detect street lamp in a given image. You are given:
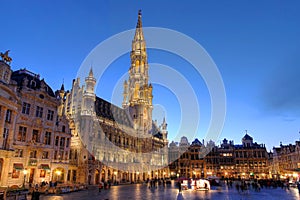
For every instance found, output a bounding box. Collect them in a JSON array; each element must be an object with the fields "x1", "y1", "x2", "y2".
[
  {"x1": 23, "y1": 169, "x2": 28, "y2": 188},
  {"x1": 113, "y1": 171, "x2": 117, "y2": 183},
  {"x1": 56, "y1": 170, "x2": 62, "y2": 182}
]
